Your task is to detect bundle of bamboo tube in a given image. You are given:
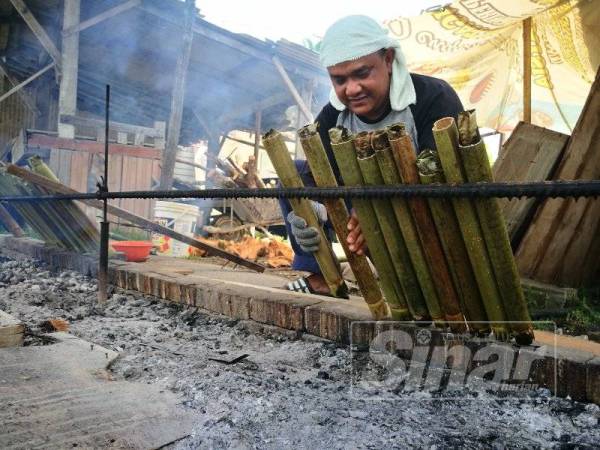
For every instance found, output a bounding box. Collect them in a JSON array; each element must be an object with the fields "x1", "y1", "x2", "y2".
[{"x1": 264, "y1": 114, "x2": 532, "y2": 343}]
